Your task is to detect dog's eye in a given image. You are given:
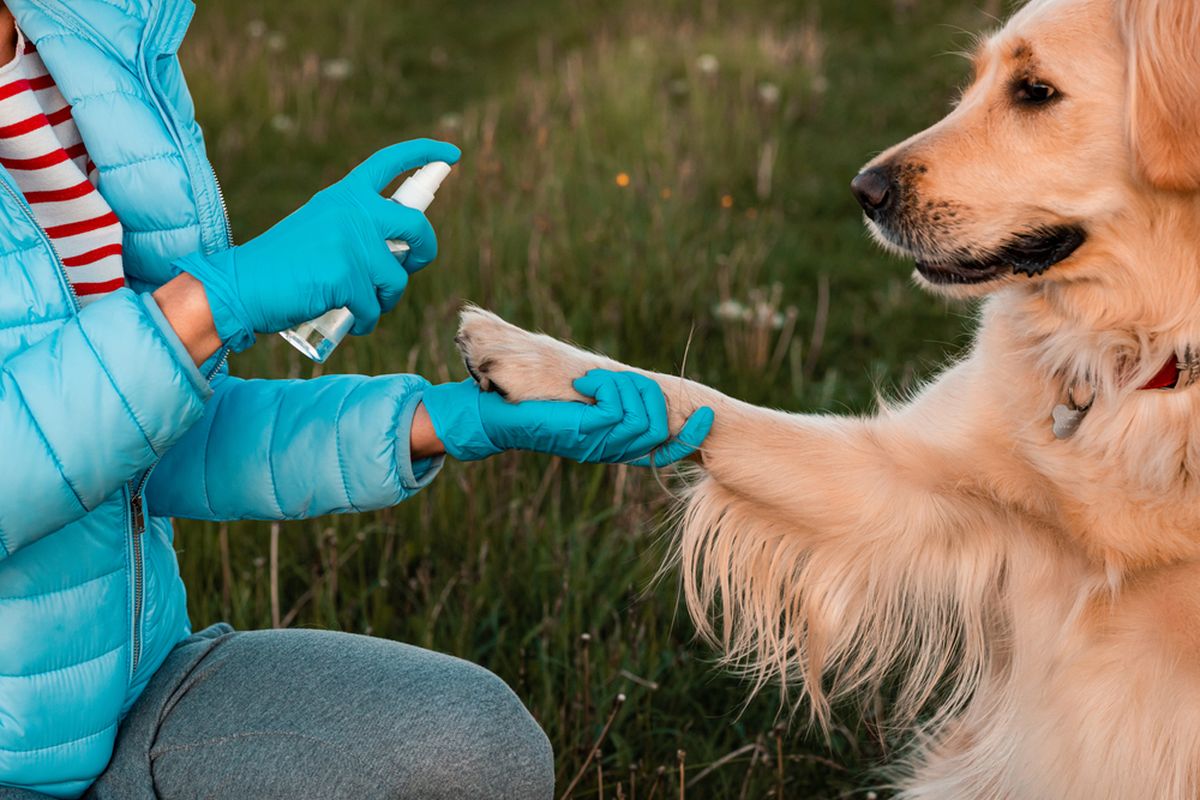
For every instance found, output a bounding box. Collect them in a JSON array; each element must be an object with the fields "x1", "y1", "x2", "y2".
[{"x1": 1013, "y1": 80, "x2": 1058, "y2": 106}]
